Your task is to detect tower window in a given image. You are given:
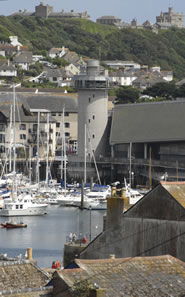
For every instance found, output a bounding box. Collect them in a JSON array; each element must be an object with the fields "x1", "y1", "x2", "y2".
[
  {"x1": 92, "y1": 115, "x2": 95, "y2": 120},
  {"x1": 92, "y1": 134, "x2": 95, "y2": 139}
]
